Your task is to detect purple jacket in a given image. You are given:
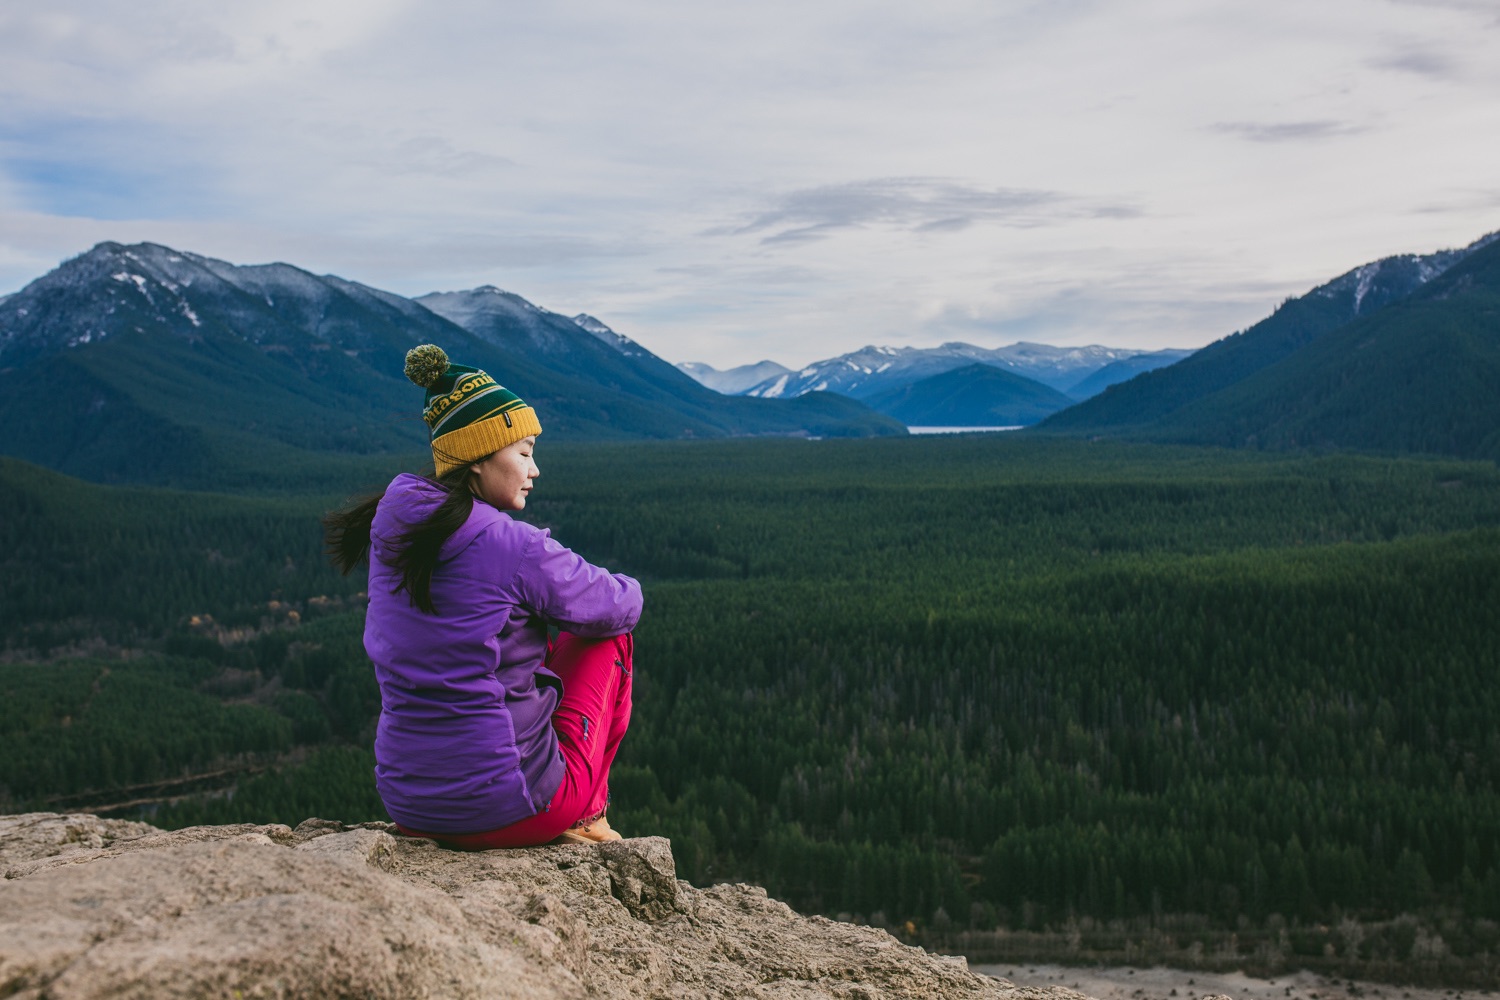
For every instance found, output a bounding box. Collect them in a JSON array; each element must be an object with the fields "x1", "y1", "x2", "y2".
[{"x1": 364, "y1": 473, "x2": 642, "y2": 834}]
